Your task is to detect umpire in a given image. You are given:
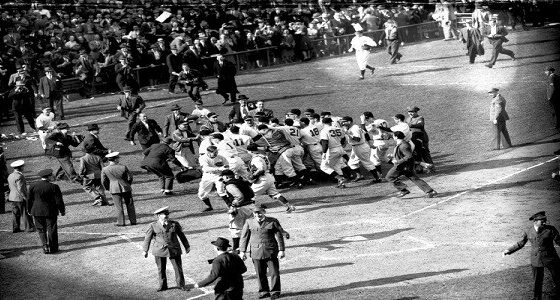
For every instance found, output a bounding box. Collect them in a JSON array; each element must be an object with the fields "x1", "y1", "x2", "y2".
[
  {"x1": 195, "y1": 237, "x2": 247, "y2": 300},
  {"x1": 28, "y1": 169, "x2": 65, "y2": 254},
  {"x1": 503, "y1": 211, "x2": 560, "y2": 300}
]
